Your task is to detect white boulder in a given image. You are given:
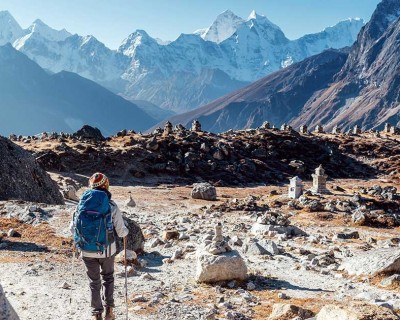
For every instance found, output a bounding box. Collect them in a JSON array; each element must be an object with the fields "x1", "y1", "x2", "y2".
[
  {"x1": 191, "y1": 183, "x2": 217, "y2": 201},
  {"x1": 195, "y1": 249, "x2": 247, "y2": 283}
]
